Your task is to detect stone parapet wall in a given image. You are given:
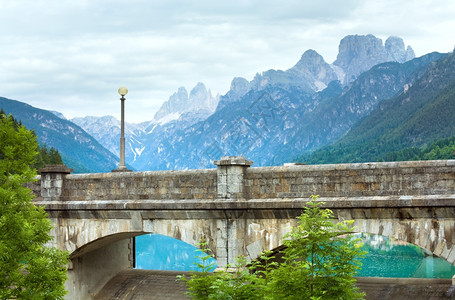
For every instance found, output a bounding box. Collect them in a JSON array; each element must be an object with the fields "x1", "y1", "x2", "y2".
[
  {"x1": 244, "y1": 160, "x2": 455, "y2": 199},
  {"x1": 33, "y1": 158, "x2": 455, "y2": 202},
  {"x1": 36, "y1": 169, "x2": 217, "y2": 201},
  {"x1": 26, "y1": 178, "x2": 41, "y2": 198}
]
